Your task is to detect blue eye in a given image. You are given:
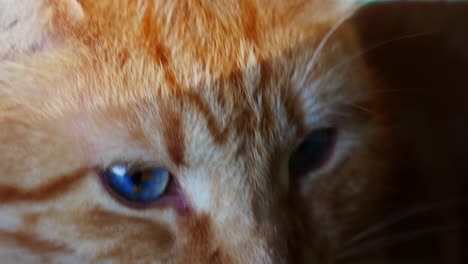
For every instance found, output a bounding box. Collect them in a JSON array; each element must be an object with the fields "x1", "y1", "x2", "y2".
[
  {"x1": 289, "y1": 128, "x2": 336, "y2": 177},
  {"x1": 103, "y1": 164, "x2": 171, "y2": 204}
]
